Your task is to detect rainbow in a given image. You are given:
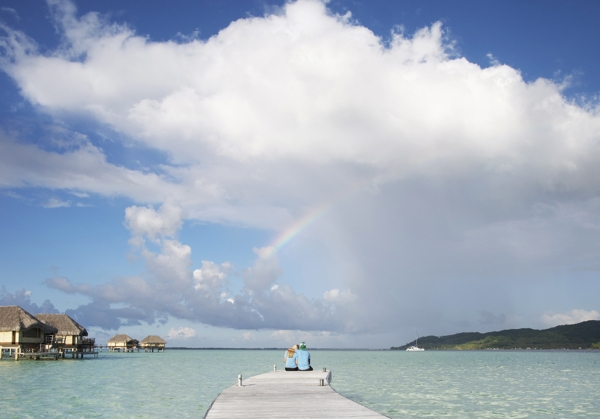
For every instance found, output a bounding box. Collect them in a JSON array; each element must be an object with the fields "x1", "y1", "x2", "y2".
[
  {"x1": 265, "y1": 180, "x2": 372, "y2": 258},
  {"x1": 266, "y1": 201, "x2": 333, "y2": 257}
]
